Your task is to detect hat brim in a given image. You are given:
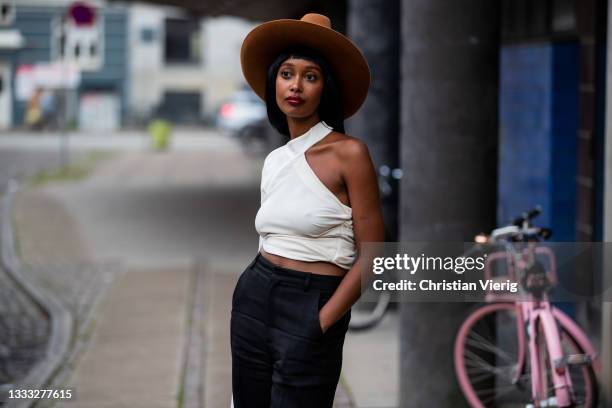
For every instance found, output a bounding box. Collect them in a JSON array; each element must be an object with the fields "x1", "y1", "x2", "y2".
[{"x1": 240, "y1": 19, "x2": 370, "y2": 119}]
